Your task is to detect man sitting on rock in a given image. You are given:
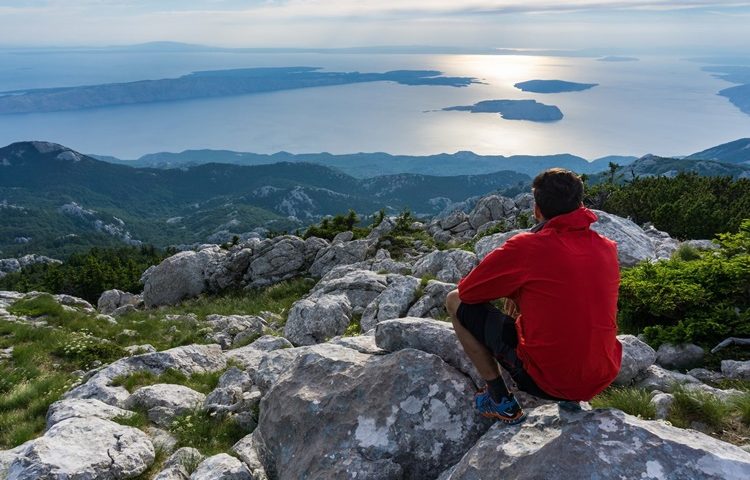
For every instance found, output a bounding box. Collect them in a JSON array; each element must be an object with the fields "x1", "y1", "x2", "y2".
[{"x1": 445, "y1": 168, "x2": 622, "y2": 424}]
